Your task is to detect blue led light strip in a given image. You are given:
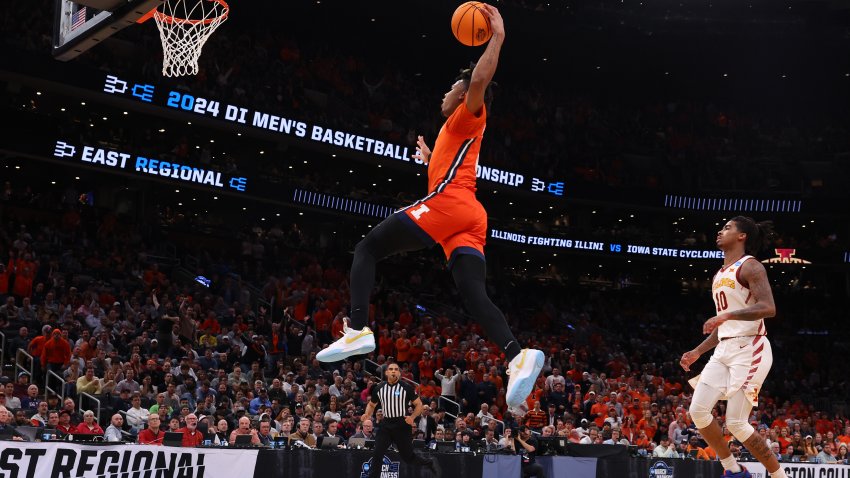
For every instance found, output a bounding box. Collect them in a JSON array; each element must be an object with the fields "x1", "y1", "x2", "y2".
[
  {"x1": 291, "y1": 189, "x2": 394, "y2": 219},
  {"x1": 663, "y1": 195, "x2": 802, "y2": 213}
]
